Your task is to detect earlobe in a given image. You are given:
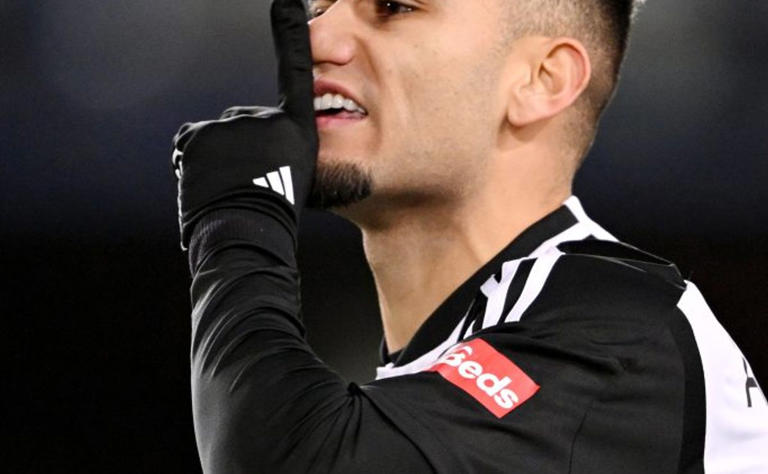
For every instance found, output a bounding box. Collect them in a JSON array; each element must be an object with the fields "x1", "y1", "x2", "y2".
[{"x1": 505, "y1": 38, "x2": 591, "y2": 128}]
